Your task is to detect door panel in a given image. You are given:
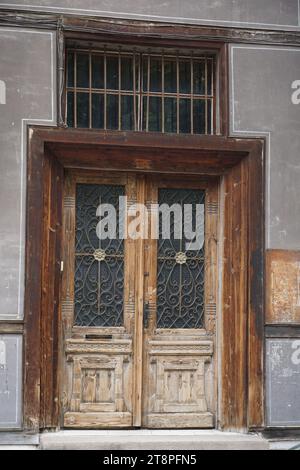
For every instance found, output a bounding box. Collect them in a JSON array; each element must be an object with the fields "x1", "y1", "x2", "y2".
[
  {"x1": 60, "y1": 171, "x2": 218, "y2": 429},
  {"x1": 61, "y1": 171, "x2": 136, "y2": 428},
  {"x1": 142, "y1": 176, "x2": 218, "y2": 428}
]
